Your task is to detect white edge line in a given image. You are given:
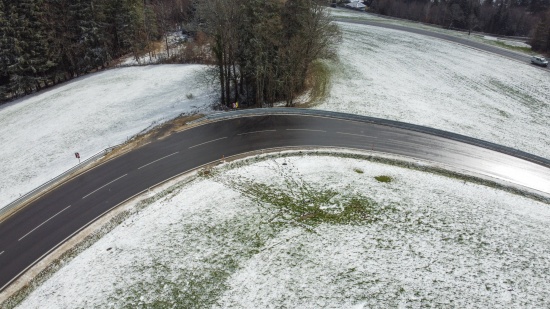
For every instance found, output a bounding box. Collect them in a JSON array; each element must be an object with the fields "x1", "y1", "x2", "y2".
[
  {"x1": 285, "y1": 129, "x2": 326, "y2": 132},
  {"x1": 138, "y1": 152, "x2": 179, "y2": 170},
  {"x1": 82, "y1": 174, "x2": 128, "y2": 199},
  {"x1": 188, "y1": 137, "x2": 227, "y2": 149},
  {"x1": 202, "y1": 113, "x2": 366, "y2": 127},
  {"x1": 1, "y1": 115, "x2": 362, "y2": 224},
  {"x1": 237, "y1": 130, "x2": 276, "y2": 136},
  {"x1": 3, "y1": 146, "x2": 548, "y2": 293},
  {"x1": 336, "y1": 131, "x2": 378, "y2": 138},
  {"x1": 18, "y1": 205, "x2": 72, "y2": 241},
  {"x1": 0, "y1": 158, "x2": 231, "y2": 293}
]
